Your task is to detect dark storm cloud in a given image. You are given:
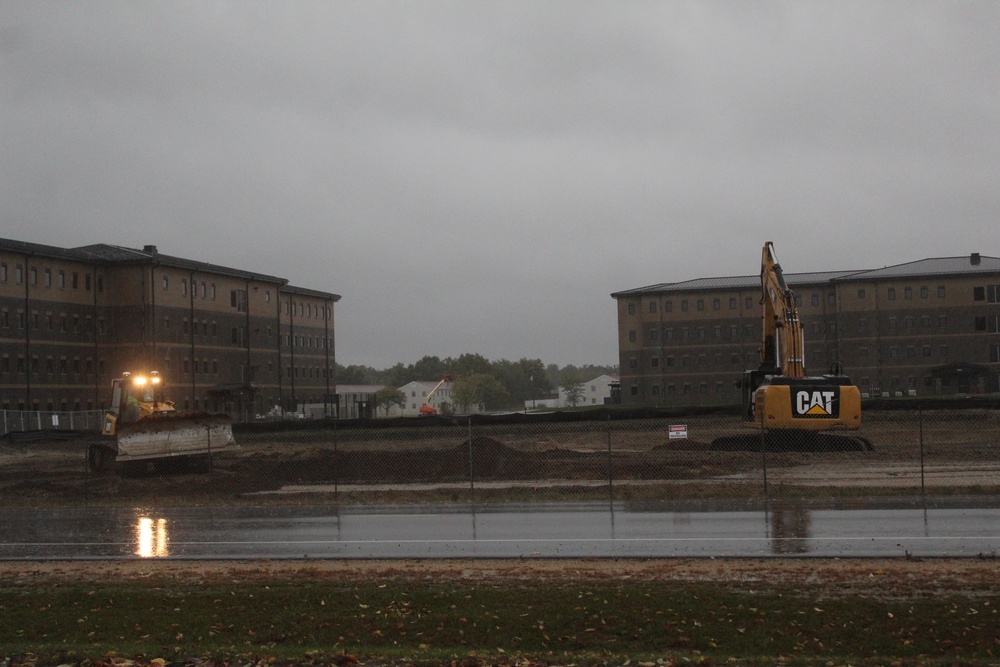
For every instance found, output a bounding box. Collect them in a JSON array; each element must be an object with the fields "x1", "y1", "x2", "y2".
[{"x1": 2, "y1": 1, "x2": 998, "y2": 368}]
